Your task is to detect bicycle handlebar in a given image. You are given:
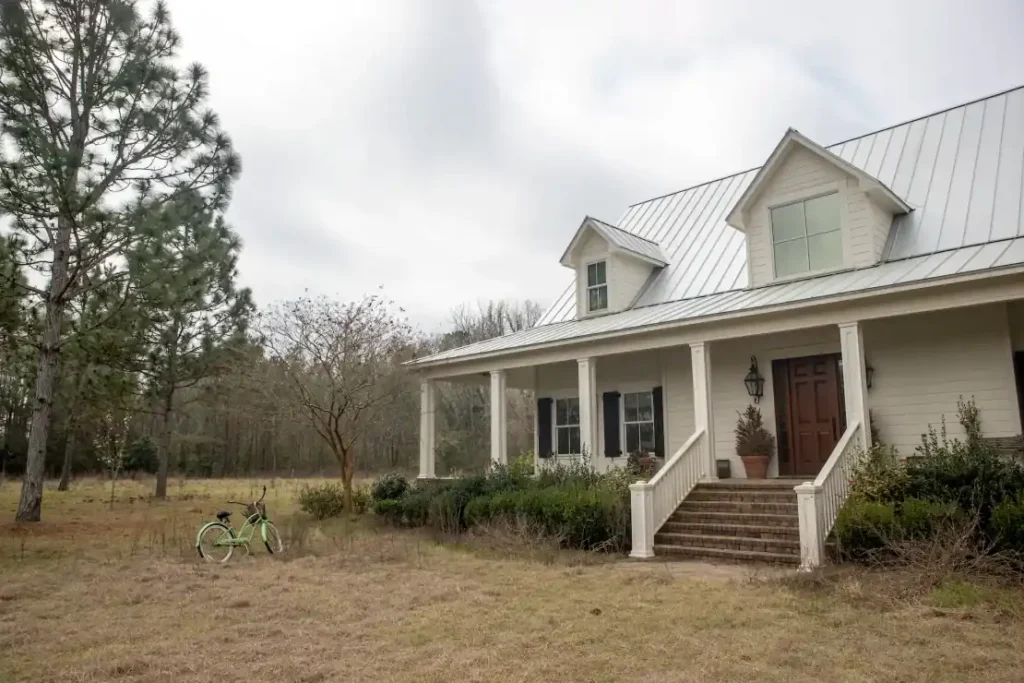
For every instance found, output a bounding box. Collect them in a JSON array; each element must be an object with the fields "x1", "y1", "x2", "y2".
[{"x1": 227, "y1": 485, "x2": 268, "y2": 508}]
